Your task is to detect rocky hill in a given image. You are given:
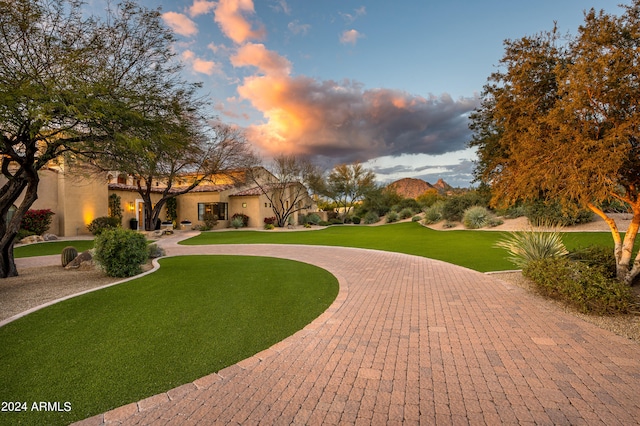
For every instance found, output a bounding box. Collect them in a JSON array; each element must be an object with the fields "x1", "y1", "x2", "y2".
[
  {"x1": 386, "y1": 177, "x2": 452, "y2": 199},
  {"x1": 432, "y1": 178, "x2": 453, "y2": 193}
]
